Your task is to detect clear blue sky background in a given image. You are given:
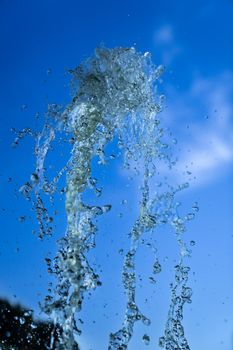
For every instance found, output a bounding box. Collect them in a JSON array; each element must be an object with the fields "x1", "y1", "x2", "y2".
[{"x1": 0, "y1": 1, "x2": 233, "y2": 349}]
